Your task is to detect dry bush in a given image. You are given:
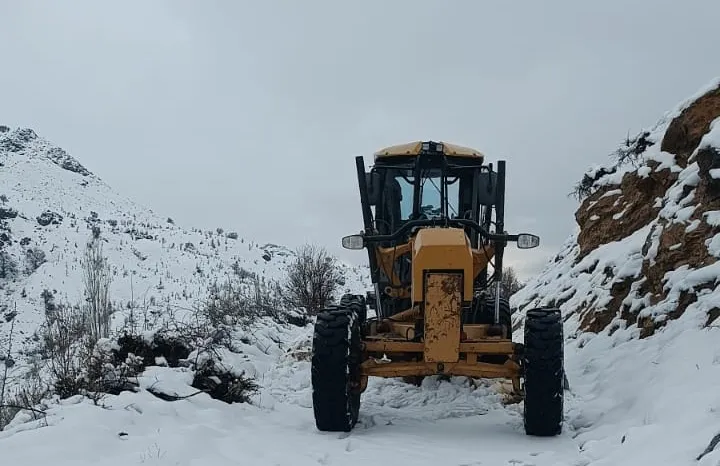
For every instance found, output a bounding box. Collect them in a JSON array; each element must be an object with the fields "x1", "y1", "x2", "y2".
[
  {"x1": 501, "y1": 266, "x2": 524, "y2": 298},
  {"x1": 283, "y1": 244, "x2": 344, "y2": 315},
  {"x1": 82, "y1": 235, "x2": 112, "y2": 342},
  {"x1": 22, "y1": 233, "x2": 116, "y2": 401},
  {"x1": 1, "y1": 313, "x2": 52, "y2": 430},
  {"x1": 202, "y1": 276, "x2": 284, "y2": 326}
]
